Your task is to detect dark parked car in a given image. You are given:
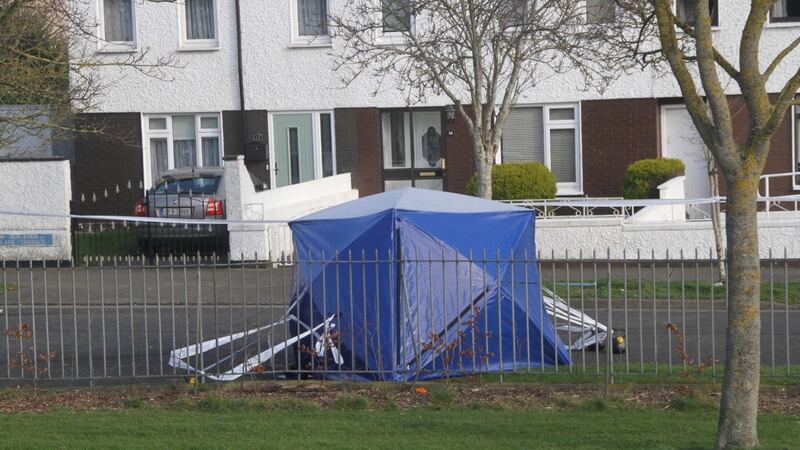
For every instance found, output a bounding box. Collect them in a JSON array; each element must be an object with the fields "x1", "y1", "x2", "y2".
[{"x1": 135, "y1": 168, "x2": 229, "y2": 255}]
